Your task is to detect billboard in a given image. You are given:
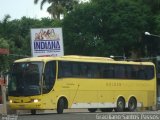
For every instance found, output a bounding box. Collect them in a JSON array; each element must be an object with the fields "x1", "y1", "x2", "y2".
[{"x1": 31, "y1": 28, "x2": 64, "y2": 57}]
